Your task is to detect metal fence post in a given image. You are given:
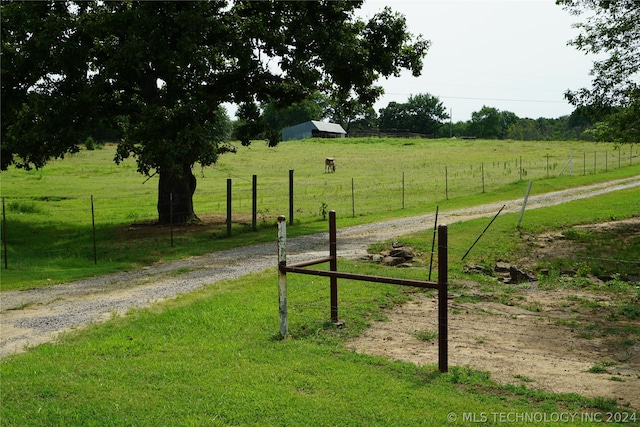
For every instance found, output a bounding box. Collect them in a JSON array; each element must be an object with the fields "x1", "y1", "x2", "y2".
[
  {"x1": 170, "y1": 193, "x2": 174, "y2": 247},
  {"x1": 517, "y1": 180, "x2": 533, "y2": 230},
  {"x1": 402, "y1": 171, "x2": 405, "y2": 209},
  {"x1": 280, "y1": 211, "x2": 448, "y2": 369},
  {"x1": 2, "y1": 197, "x2": 7, "y2": 269},
  {"x1": 438, "y1": 224, "x2": 448, "y2": 373},
  {"x1": 289, "y1": 170, "x2": 294, "y2": 226},
  {"x1": 277, "y1": 215, "x2": 288, "y2": 339},
  {"x1": 351, "y1": 178, "x2": 355, "y2": 218},
  {"x1": 227, "y1": 178, "x2": 232, "y2": 237},
  {"x1": 461, "y1": 205, "x2": 505, "y2": 261},
  {"x1": 519, "y1": 156, "x2": 522, "y2": 181},
  {"x1": 428, "y1": 206, "x2": 439, "y2": 281},
  {"x1": 252, "y1": 174, "x2": 257, "y2": 231},
  {"x1": 445, "y1": 166, "x2": 449, "y2": 200},
  {"x1": 329, "y1": 210, "x2": 339, "y2": 324},
  {"x1": 91, "y1": 195, "x2": 97, "y2": 265}
]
